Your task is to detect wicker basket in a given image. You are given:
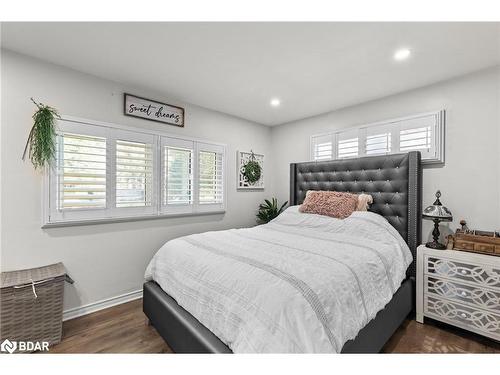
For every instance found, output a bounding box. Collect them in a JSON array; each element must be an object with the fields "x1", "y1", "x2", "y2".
[{"x1": 0, "y1": 263, "x2": 66, "y2": 352}]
